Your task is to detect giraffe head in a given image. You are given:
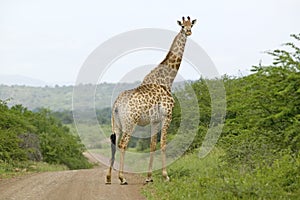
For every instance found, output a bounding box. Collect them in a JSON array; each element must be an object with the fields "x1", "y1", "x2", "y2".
[{"x1": 177, "y1": 16, "x2": 196, "y2": 36}]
